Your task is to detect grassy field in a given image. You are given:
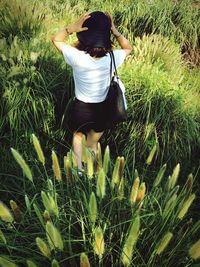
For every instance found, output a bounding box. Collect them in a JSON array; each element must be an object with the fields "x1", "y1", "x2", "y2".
[{"x1": 0, "y1": 0, "x2": 200, "y2": 266}]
